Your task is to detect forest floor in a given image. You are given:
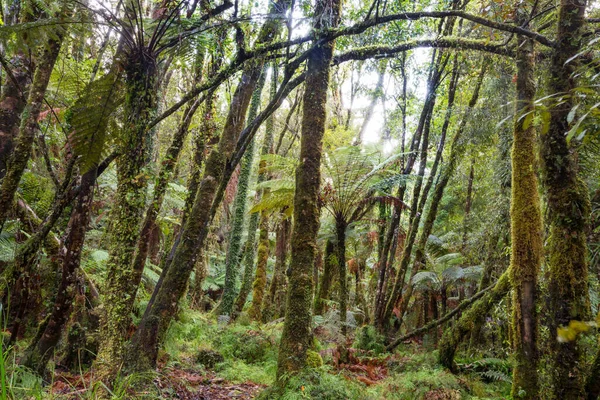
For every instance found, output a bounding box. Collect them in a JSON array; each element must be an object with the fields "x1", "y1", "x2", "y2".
[{"x1": 8, "y1": 309, "x2": 512, "y2": 399}]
